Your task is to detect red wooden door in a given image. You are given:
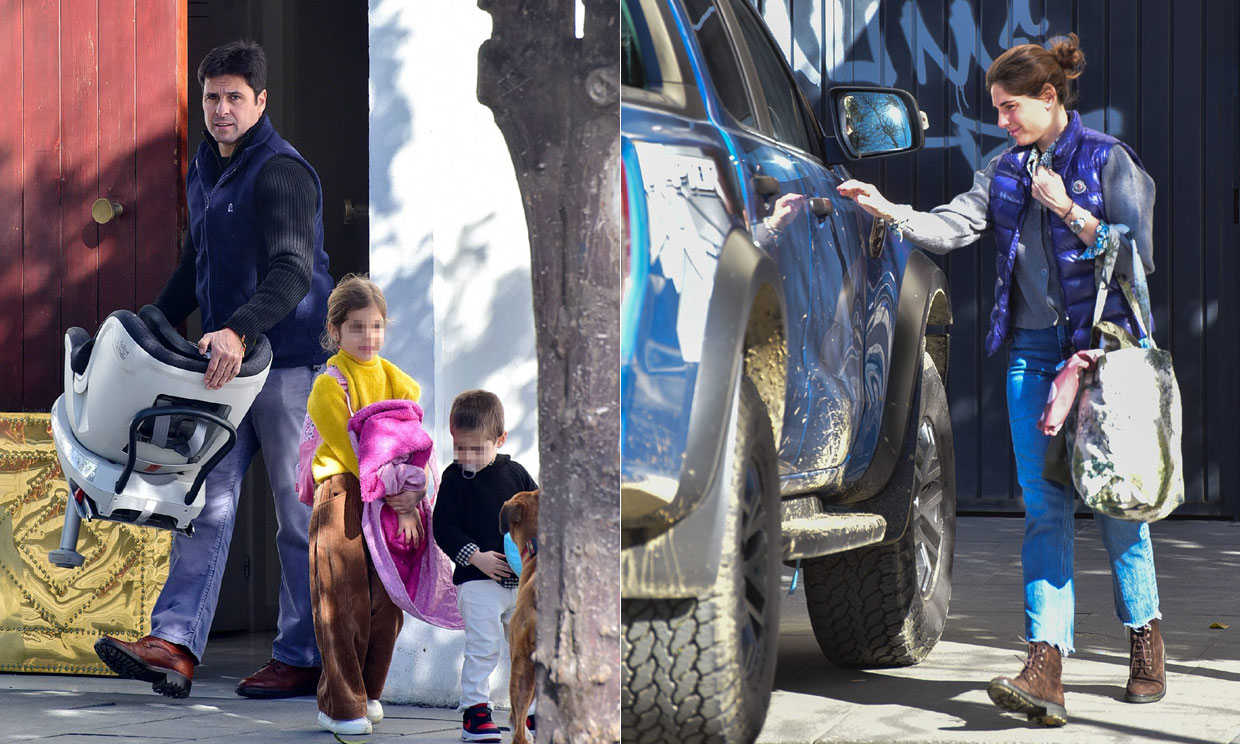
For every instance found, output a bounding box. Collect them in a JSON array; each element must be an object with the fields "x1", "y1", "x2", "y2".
[{"x1": 0, "y1": 0, "x2": 186, "y2": 412}]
